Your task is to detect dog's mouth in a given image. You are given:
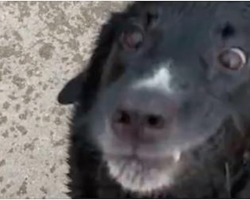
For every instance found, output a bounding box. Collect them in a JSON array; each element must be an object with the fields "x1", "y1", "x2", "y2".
[
  {"x1": 100, "y1": 115, "x2": 246, "y2": 195},
  {"x1": 105, "y1": 152, "x2": 183, "y2": 194}
]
